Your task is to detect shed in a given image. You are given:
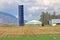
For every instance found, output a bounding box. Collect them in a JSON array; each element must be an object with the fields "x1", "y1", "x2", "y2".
[{"x1": 49, "y1": 19, "x2": 60, "y2": 26}]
